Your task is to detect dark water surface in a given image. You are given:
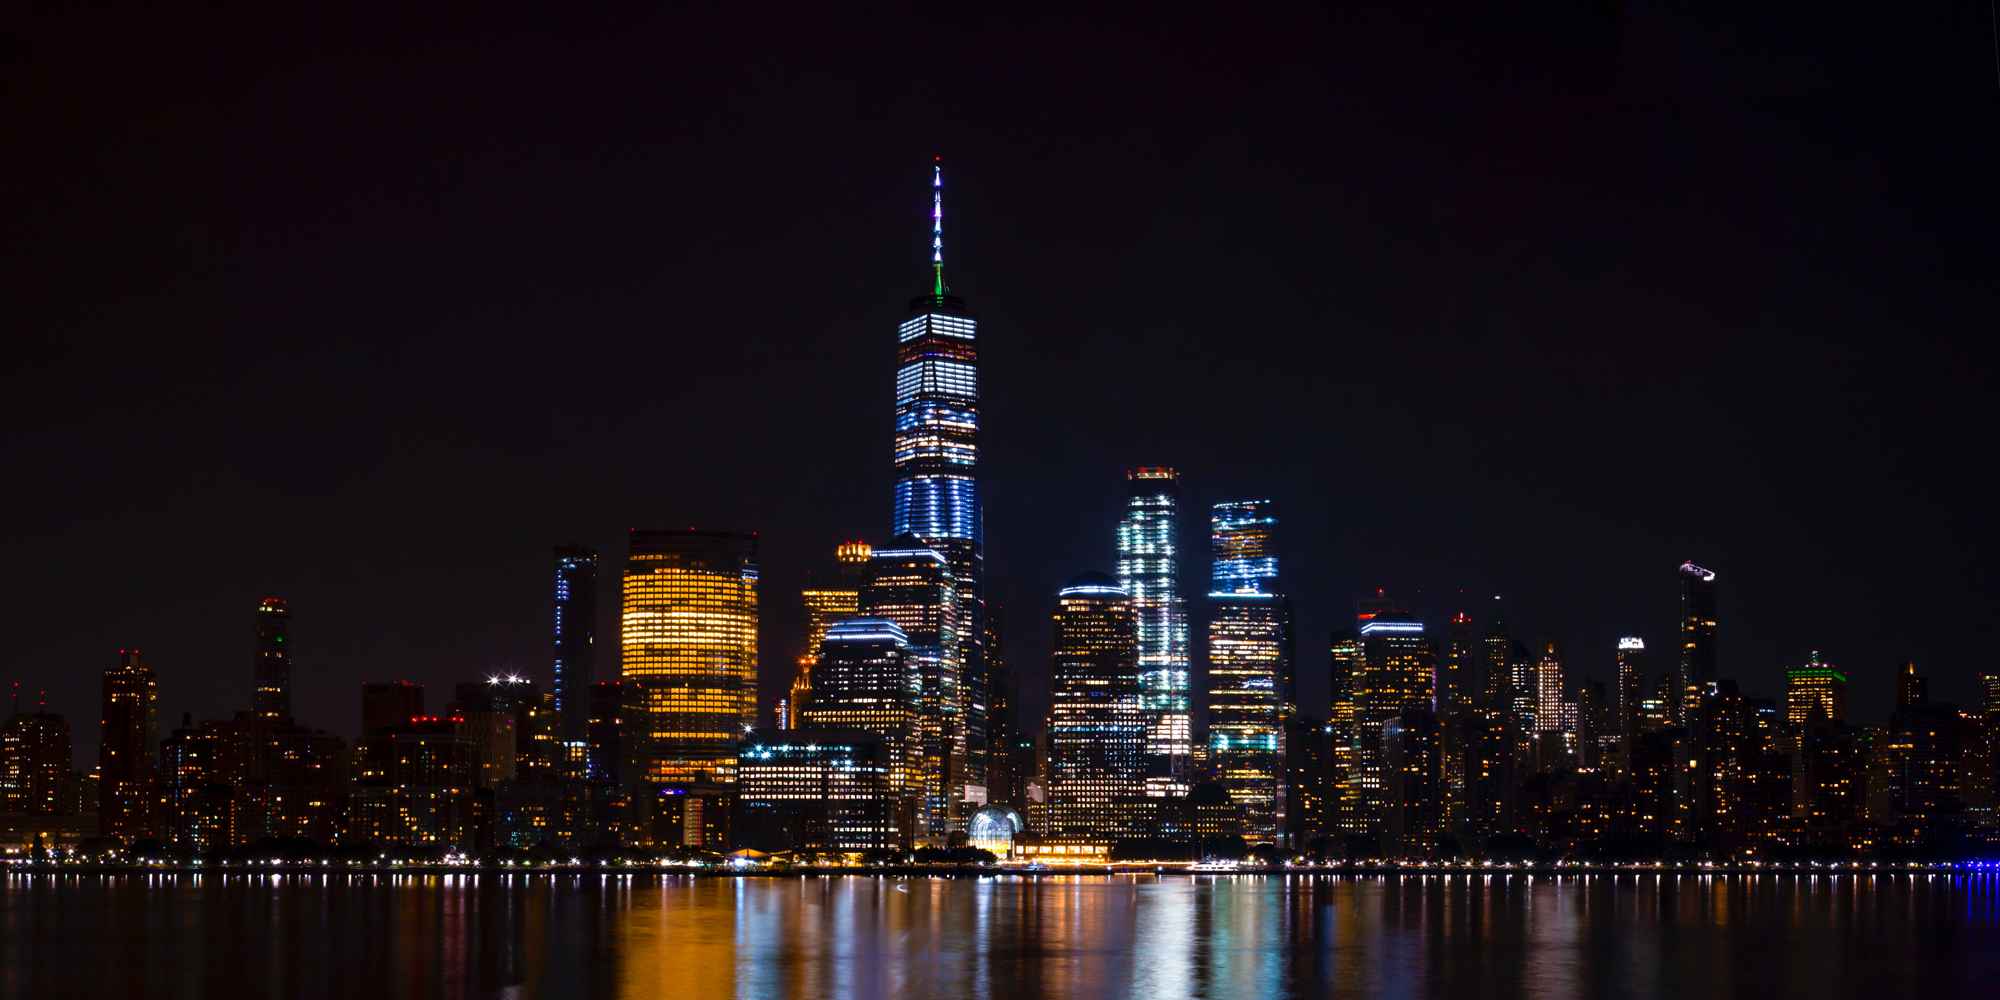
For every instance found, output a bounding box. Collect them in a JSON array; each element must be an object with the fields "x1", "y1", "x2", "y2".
[{"x1": 6, "y1": 872, "x2": 2000, "y2": 998}]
